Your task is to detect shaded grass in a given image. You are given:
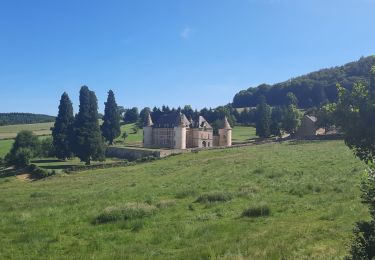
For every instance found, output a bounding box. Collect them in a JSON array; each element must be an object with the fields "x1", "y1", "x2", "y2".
[
  {"x1": 242, "y1": 203, "x2": 271, "y2": 218},
  {"x1": 195, "y1": 191, "x2": 233, "y2": 203},
  {"x1": 0, "y1": 140, "x2": 370, "y2": 259}
]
